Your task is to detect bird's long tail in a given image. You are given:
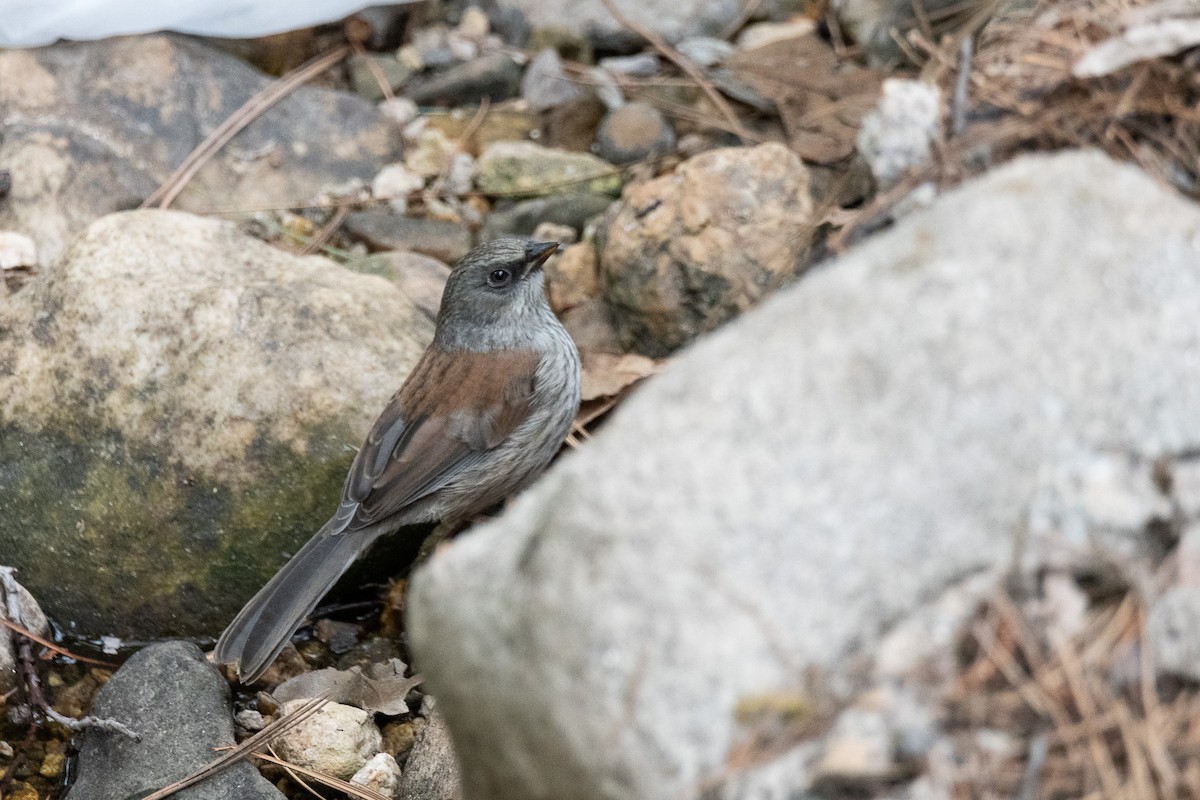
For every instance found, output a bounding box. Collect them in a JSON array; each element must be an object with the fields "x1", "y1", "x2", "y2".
[{"x1": 214, "y1": 523, "x2": 379, "y2": 684}]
